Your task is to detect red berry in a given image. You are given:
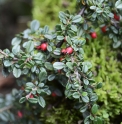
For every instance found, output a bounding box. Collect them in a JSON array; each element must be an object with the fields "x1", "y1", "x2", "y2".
[
  {"x1": 51, "y1": 92, "x2": 57, "y2": 97},
  {"x1": 60, "y1": 58, "x2": 64, "y2": 61},
  {"x1": 17, "y1": 111, "x2": 23, "y2": 118},
  {"x1": 66, "y1": 47, "x2": 74, "y2": 54},
  {"x1": 58, "y1": 70, "x2": 61, "y2": 73},
  {"x1": 26, "y1": 93, "x2": 34, "y2": 99},
  {"x1": 61, "y1": 48, "x2": 66, "y2": 54},
  {"x1": 90, "y1": 32, "x2": 97, "y2": 39},
  {"x1": 114, "y1": 13, "x2": 120, "y2": 21},
  {"x1": 29, "y1": 94, "x2": 34, "y2": 98},
  {"x1": 101, "y1": 26, "x2": 107, "y2": 33},
  {"x1": 40, "y1": 43, "x2": 47, "y2": 51},
  {"x1": 36, "y1": 45, "x2": 41, "y2": 50}
]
